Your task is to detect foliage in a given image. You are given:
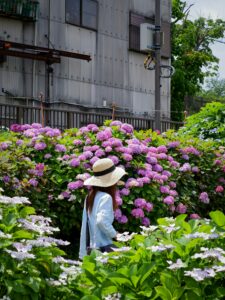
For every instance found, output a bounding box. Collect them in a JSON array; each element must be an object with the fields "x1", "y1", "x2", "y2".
[
  {"x1": 171, "y1": 0, "x2": 225, "y2": 121},
  {"x1": 1, "y1": 122, "x2": 225, "y2": 257},
  {"x1": 178, "y1": 102, "x2": 225, "y2": 140},
  {"x1": 71, "y1": 211, "x2": 225, "y2": 299},
  {"x1": 0, "y1": 192, "x2": 82, "y2": 300},
  {"x1": 198, "y1": 77, "x2": 225, "y2": 101}
]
